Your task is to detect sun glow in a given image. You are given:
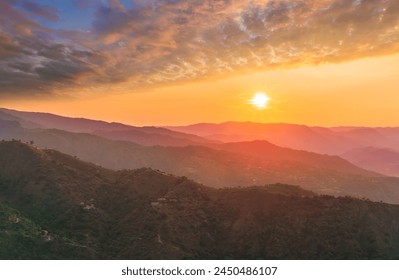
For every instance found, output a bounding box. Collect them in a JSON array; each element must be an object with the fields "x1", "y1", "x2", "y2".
[{"x1": 249, "y1": 92, "x2": 271, "y2": 109}]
